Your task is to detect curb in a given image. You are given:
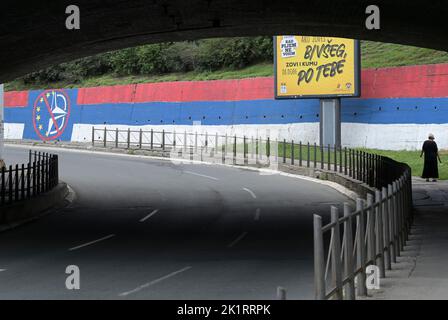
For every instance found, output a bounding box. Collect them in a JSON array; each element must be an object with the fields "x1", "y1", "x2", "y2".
[{"x1": 0, "y1": 182, "x2": 71, "y2": 233}]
